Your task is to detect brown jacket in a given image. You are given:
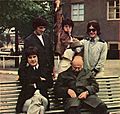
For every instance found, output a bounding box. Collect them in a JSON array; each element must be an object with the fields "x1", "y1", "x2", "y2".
[{"x1": 55, "y1": 30, "x2": 71, "y2": 56}]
